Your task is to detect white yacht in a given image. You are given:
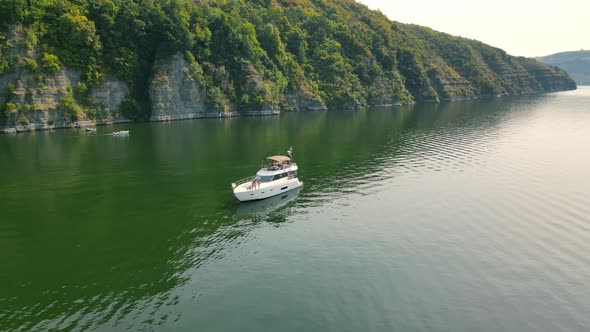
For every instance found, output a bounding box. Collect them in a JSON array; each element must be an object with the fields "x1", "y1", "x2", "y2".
[{"x1": 232, "y1": 148, "x2": 303, "y2": 202}]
